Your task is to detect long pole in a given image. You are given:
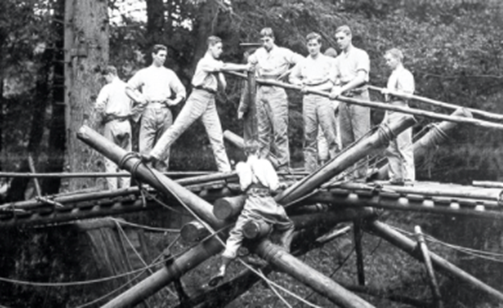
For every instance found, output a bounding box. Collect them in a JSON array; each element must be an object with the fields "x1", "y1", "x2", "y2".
[
  {"x1": 276, "y1": 115, "x2": 417, "y2": 206},
  {"x1": 226, "y1": 71, "x2": 503, "y2": 130},
  {"x1": 367, "y1": 220, "x2": 503, "y2": 303},
  {"x1": 367, "y1": 84, "x2": 503, "y2": 122}
]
